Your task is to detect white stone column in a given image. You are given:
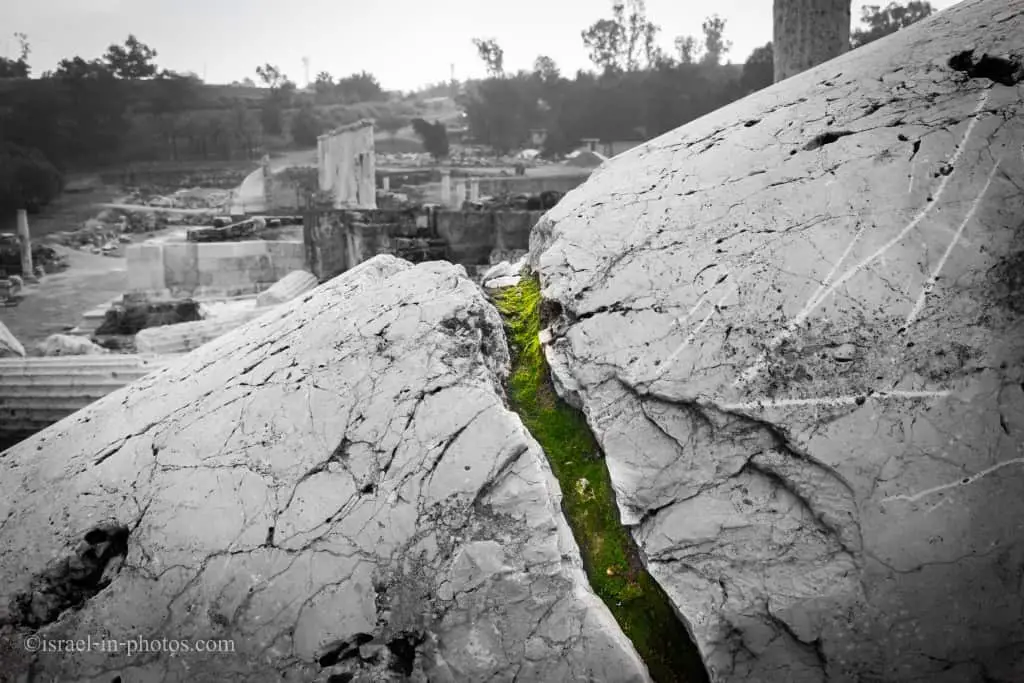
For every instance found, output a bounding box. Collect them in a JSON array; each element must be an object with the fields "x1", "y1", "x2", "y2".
[
  {"x1": 16, "y1": 210, "x2": 34, "y2": 282},
  {"x1": 453, "y1": 180, "x2": 466, "y2": 208},
  {"x1": 382, "y1": 175, "x2": 390, "y2": 192},
  {"x1": 440, "y1": 170, "x2": 451, "y2": 206},
  {"x1": 469, "y1": 179, "x2": 480, "y2": 202}
]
